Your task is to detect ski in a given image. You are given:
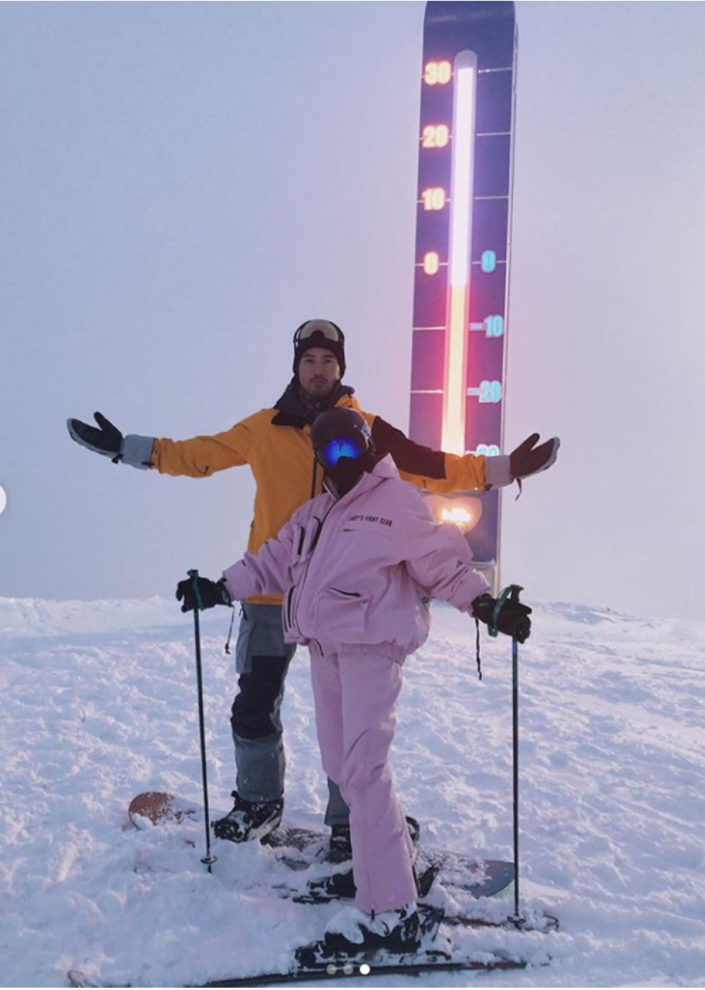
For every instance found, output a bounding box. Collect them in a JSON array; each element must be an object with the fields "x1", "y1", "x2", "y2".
[
  {"x1": 67, "y1": 929, "x2": 549, "y2": 987},
  {"x1": 67, "y1": 904, "x2": 555, "y2": 988},
  {"x1": 201, "y1": 955, "x2": 527, "y2": 987},
  {"x1": 69, "y1": 956, "x2": 525, "y2": 988},
  {"x1": 68, "y1": 950, "x2": 527, "y2": 988}
]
